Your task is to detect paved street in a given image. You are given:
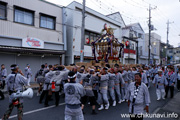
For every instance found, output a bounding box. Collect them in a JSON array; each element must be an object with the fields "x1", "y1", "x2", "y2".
[{"x1": 0, "y1": 83, "x2": 178, "y2": 120}]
